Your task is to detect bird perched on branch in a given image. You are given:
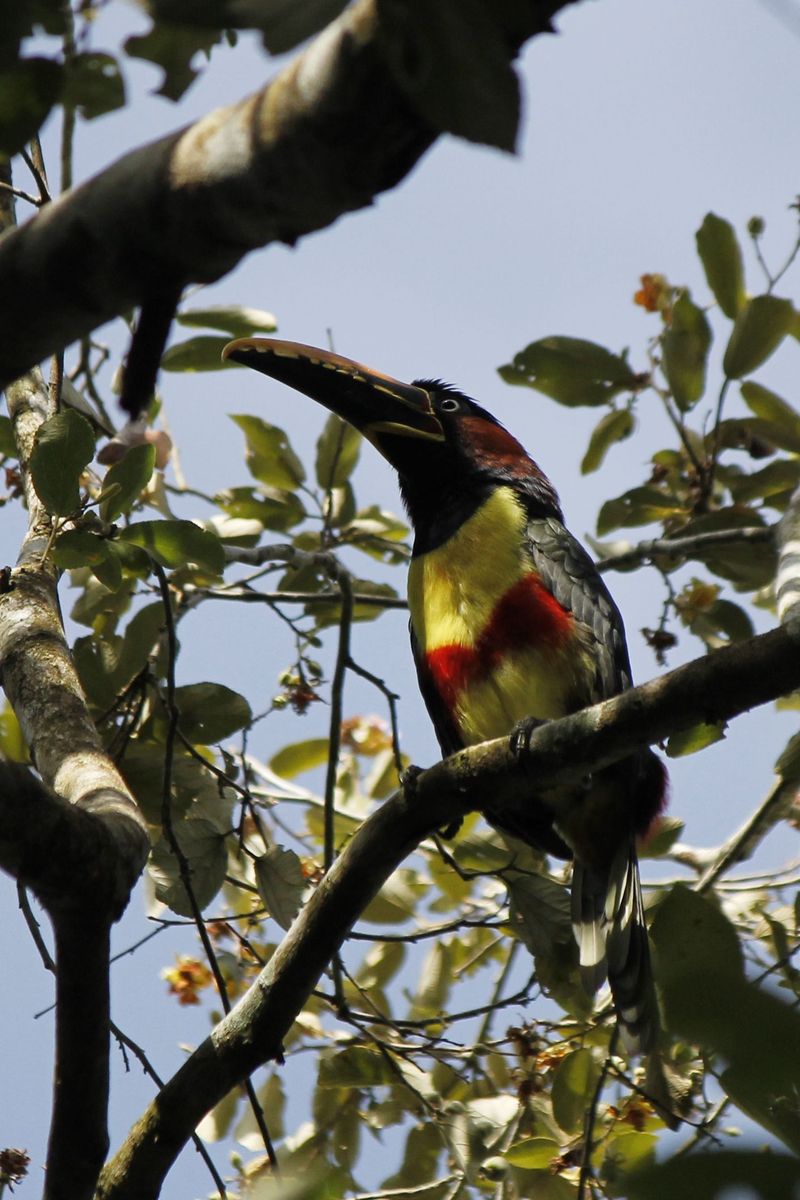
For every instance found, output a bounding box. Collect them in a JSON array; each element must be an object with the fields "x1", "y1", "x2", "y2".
[{"x1": 222, "y1": 337, "x2": 668, "y2": 1057}]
